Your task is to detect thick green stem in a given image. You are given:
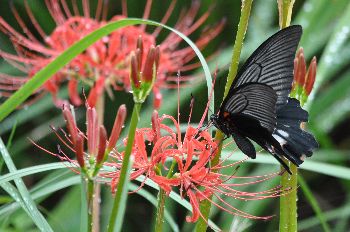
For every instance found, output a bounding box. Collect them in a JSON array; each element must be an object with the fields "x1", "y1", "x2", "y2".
[
  {"x1": 195, "y1": 132, "x2": 224, "y2": 232},
  {"x1": 280, "y1": 163, "x2": 298, "y2": 232},
  {"x1": 279, "y1": 2, "x2": 297, "y2": 231},
  {"x1": 195, "y1": 1, "x2": 253, "y2": 231},
  {"x1": 154, "y1": 188, "x2": 167, "y2": 232},
  {"x1": 278, "y1": 0, "x2": 296, "y2": 29},
  {"x1": 154, "y1": 159, "x2": 177, "y2": 232},
  {"x1": 107, "y1": 103, "x2": 142, "y2": 232},
  {"x1": 87, "y1": 178, "x2": 95, "y2": 232},
  {"x1": 223, "y1": 0, "x2": 254, "y2": 98}
]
